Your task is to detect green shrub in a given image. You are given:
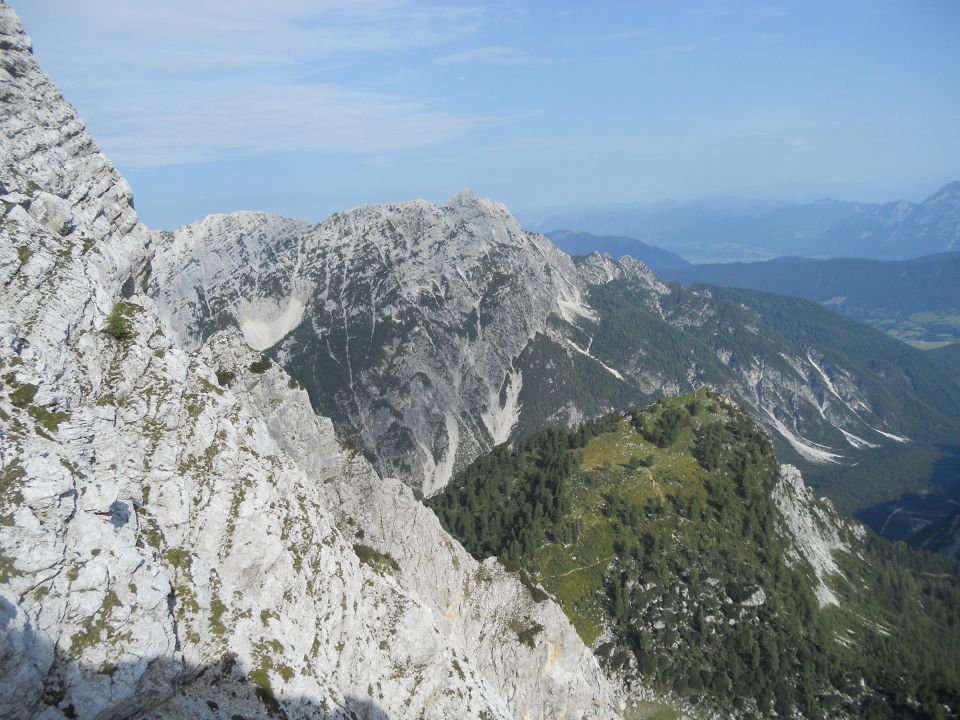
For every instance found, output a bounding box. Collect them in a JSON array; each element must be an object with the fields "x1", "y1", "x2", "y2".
[
  {"x1": 627, "y1": 454, "x2": 655, "y2": 470},
  {"x1": 511, "y1": 620, "x2": 544, "y2": 648},
  {"x1": 352, "y1": 543, "x2": 400, "y2": 574},
  {"x1": 645, "y1": 406, "x2": 690, "y2": 447},
  {"x1": 105, "y1": 303, "x2": 133, "y2": 341},
  {"x1": 248, "y1": 356, "x2": 271, "y2": 374}
]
